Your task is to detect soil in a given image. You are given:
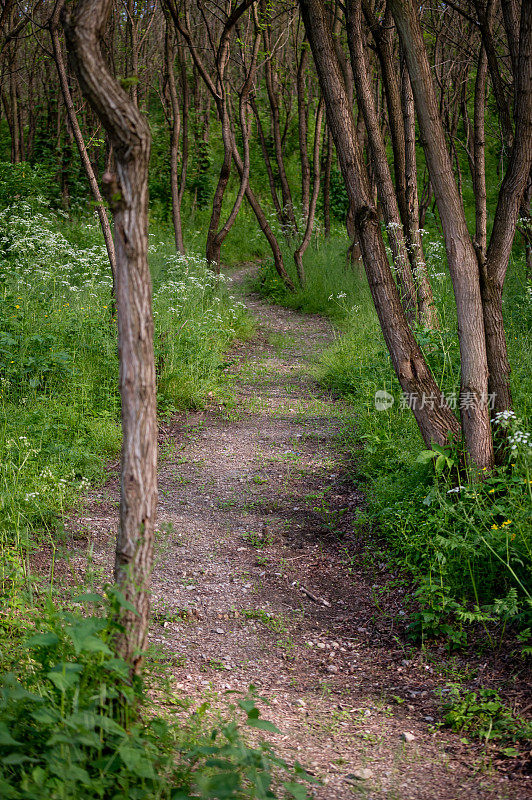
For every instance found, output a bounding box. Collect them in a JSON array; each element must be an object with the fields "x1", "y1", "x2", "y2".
[{"x1": 63, "y1": 268, "x2": 531, "y2": 800}]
